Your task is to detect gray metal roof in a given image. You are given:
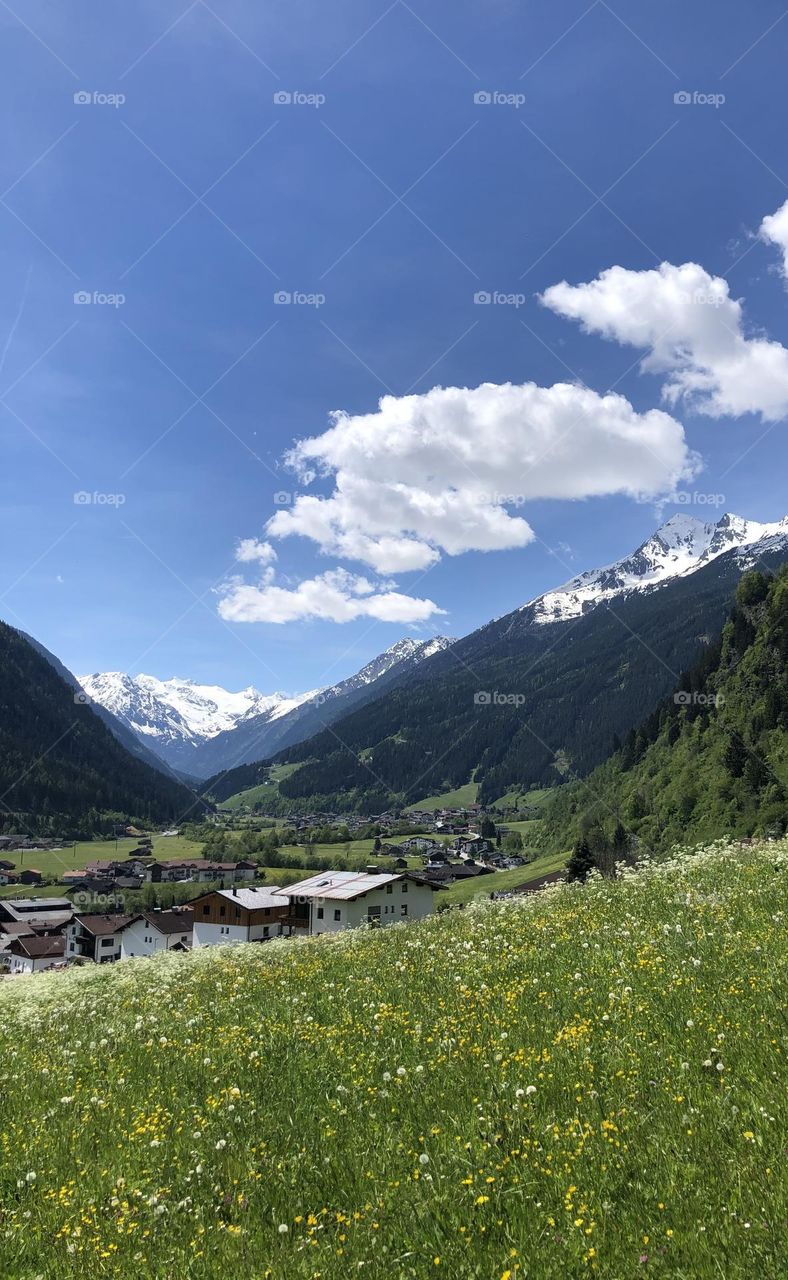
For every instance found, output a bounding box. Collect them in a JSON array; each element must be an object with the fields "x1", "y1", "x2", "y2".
[
  {"x1": 278, "y1": 870, "x2": 405, "y2": 901},
  {"x1": 208, "y1": 888, "x2": 287, "y2": 911}
]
